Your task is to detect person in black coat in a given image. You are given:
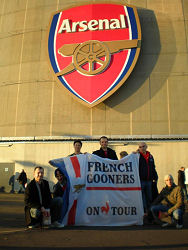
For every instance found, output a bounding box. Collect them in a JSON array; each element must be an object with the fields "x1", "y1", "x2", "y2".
[
  {"x1": 178, "y1": 167, "x2": 187, "y2": 199},
  {"x1": 53, "y1": 168, "x2": 67, "y2": 198},
  {"x1": 17, "y1": 169, "x2": 27, "y2": 193},
  {"x1": 24, "y1": 166, "x2": 52, "y2": 228},
  {"x1": 178, "y1": 167, "x2": 186, "y2": 188},
  {"x1": 137, "y1": 142, "x2": 158, "y2": 214},
  {"x1": 93, "y1": 136, "x2": 118, "y2": 160}
]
